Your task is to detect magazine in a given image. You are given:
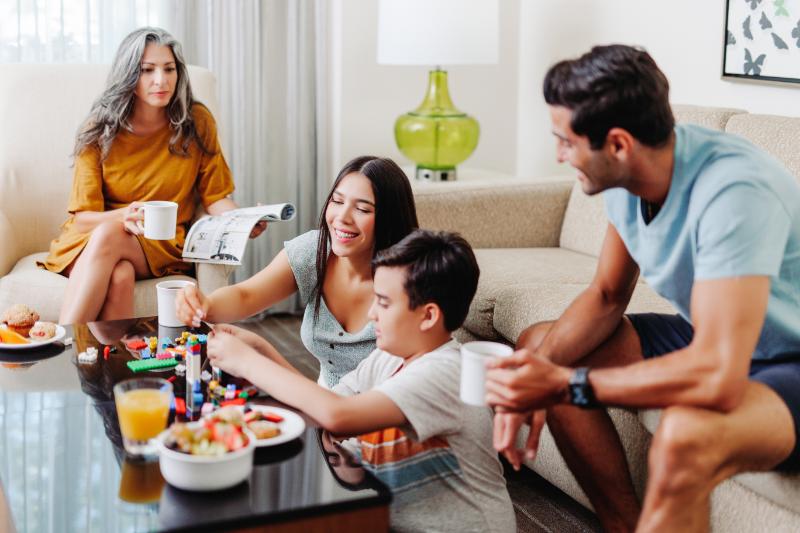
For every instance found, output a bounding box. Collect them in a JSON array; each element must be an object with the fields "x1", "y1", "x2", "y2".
[{"x1": 182, "y1": 203, "x2": 296, "y2": 265}]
